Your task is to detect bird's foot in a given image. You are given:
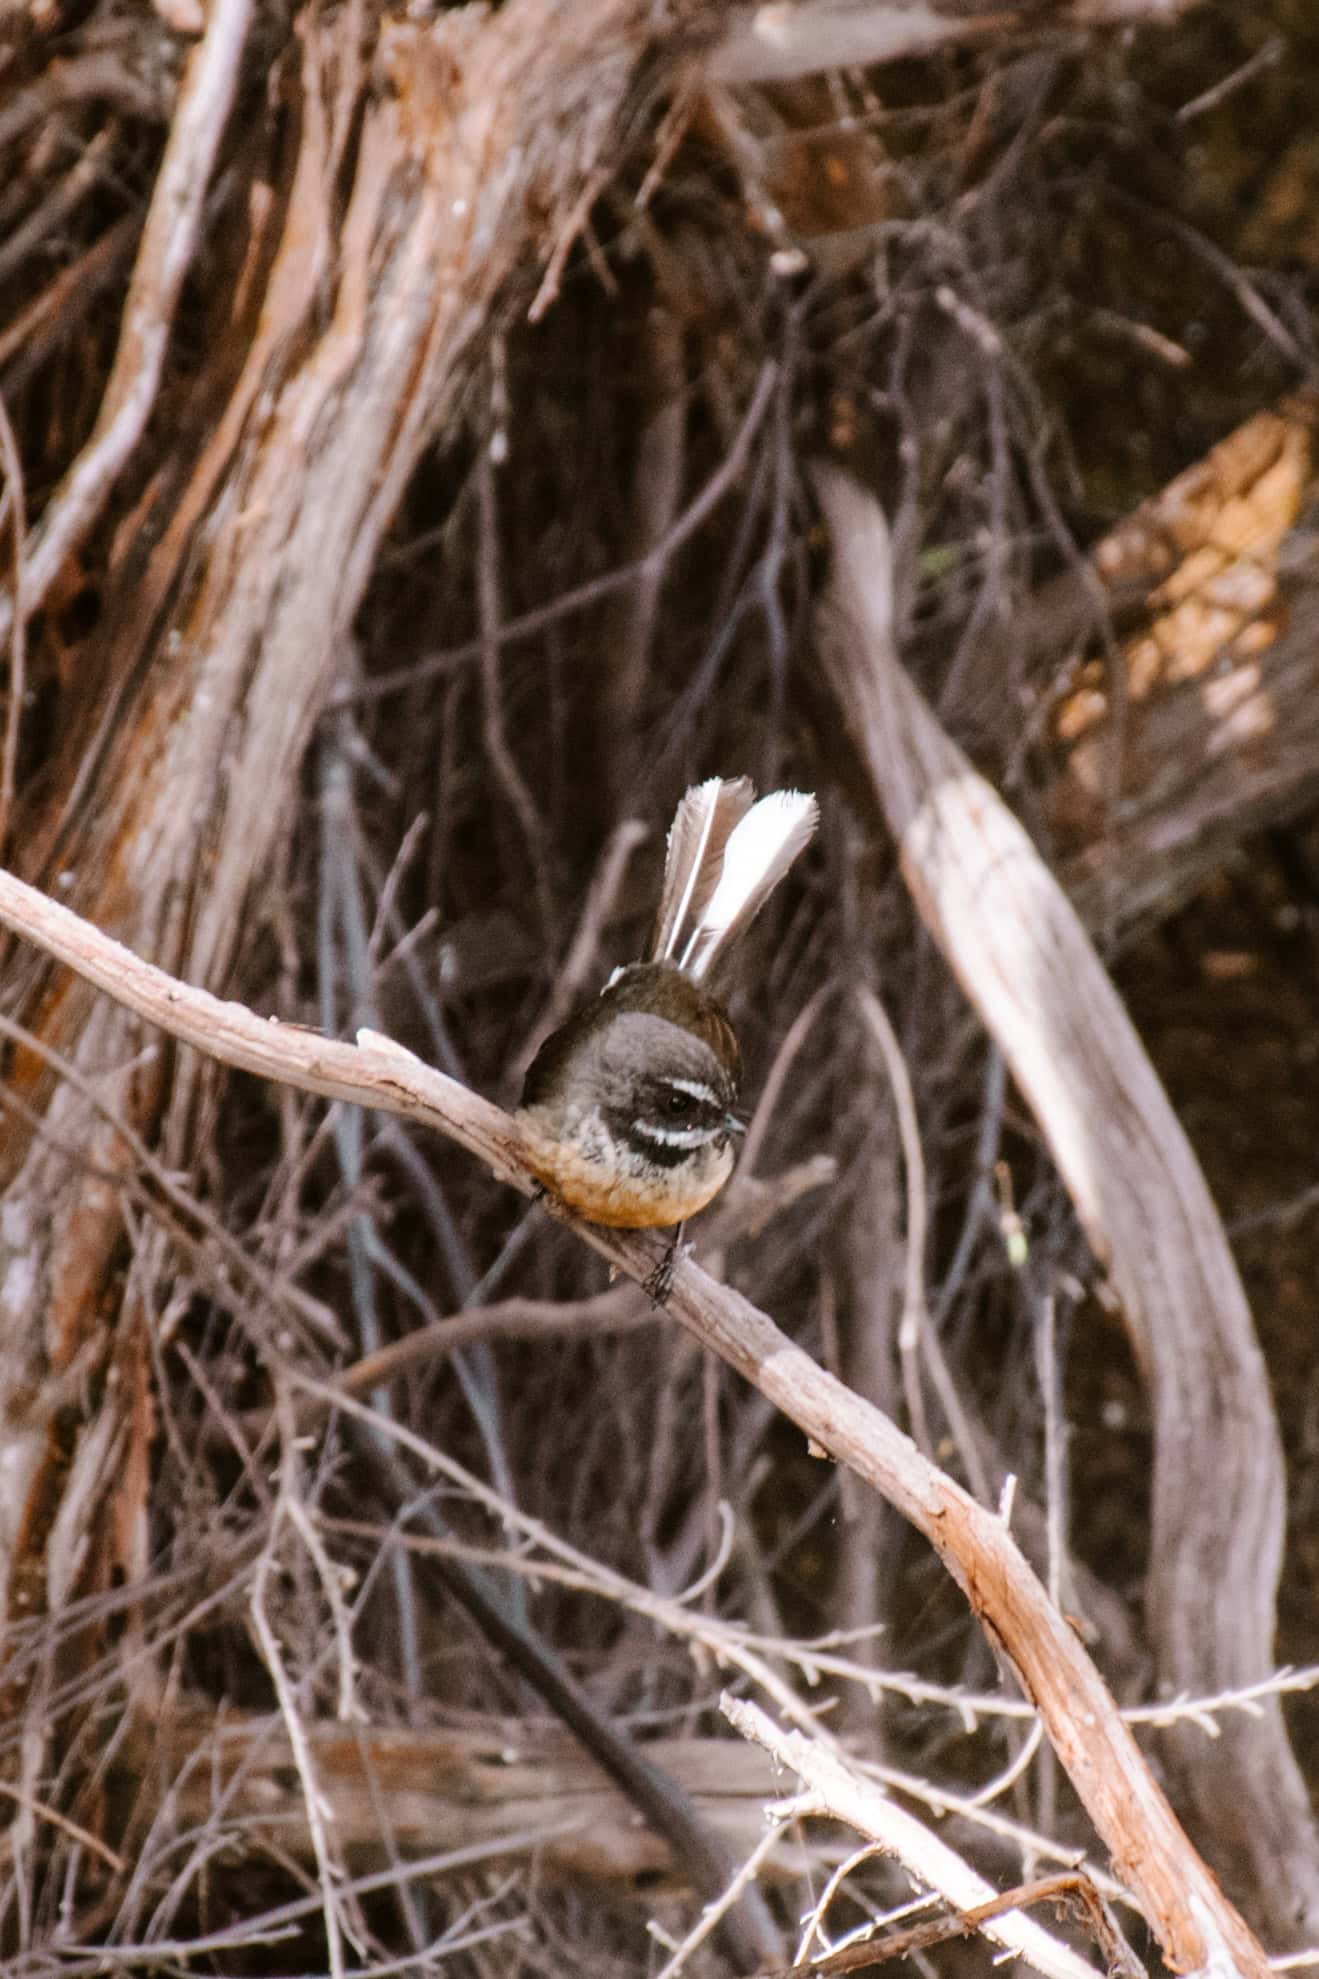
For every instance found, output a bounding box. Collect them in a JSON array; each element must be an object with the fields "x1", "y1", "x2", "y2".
[{"x1": 643, "y1": 1225, "x2": 688, "y2": 1307}]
